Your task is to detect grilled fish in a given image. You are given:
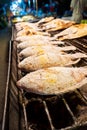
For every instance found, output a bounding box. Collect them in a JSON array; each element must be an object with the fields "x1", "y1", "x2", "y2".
[
  {"x1": 15, "y1": 17, "x2": 54, "y2": 31},
  {"x1": 37, "y1": 16, "x2": 54, "y2": 25},
  {"x1": 18, "y1": 52, "x2": 87, "y2": 72},
  {"x1": 16, "y1": 35, "x2": 52, "y2": 42},
  {"x1": 15, "y1": 22, "x2": 40, "y2": 31},
  {"x1": 19, "y1": 45, "x2": 76, "y2": 58},
  {"x1": 16, "y1": 28, "x2": 50, "y2": 37},
  {"x1": 41, "y1": 18, "x2": 75, "y2": 31},
  {"x1": 54, "y1": 24, "x2": 87, "y2": 40},
  {"x1": 17, "y1": 40, "x2": 64, "y2": 50},
  {"x1": 17, "y1": 66, "x2": 87, "y2": 95}
]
